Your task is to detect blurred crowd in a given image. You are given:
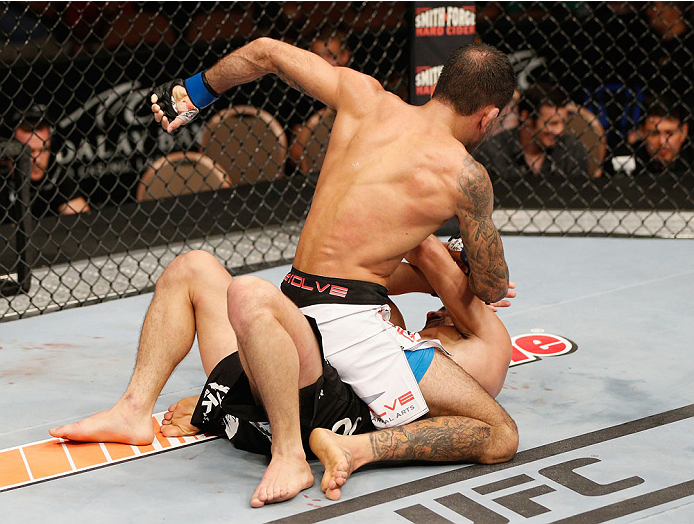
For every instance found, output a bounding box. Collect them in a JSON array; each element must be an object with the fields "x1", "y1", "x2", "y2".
[{"x1": 1, "y1": 1, "x2": 691, "y2": 224}]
